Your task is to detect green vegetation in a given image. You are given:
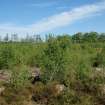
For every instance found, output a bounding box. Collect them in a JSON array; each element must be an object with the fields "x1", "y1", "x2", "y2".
[{"x1": 0, "y1": 32, "x2": 105, "y2": 105}]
